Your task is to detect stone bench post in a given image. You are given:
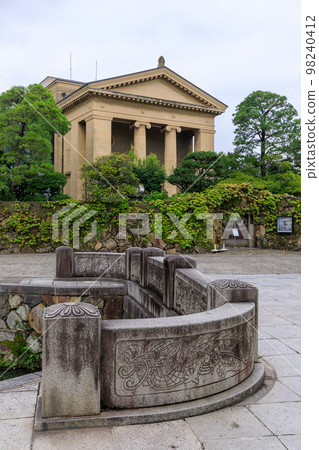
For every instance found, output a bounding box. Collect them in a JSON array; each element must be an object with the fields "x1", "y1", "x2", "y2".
[
  {"x1": 56, "y1": 246, "x2": 74, "y2": 278},
  {"x1": 163, "y1": 255, "x2": 196, "y2": 308},
  {"x1": 141, "y1": 248, "x2": 164, "y2": 287},
  {"x1": 207, "y1": 279, "x2": 259, "y2": 362},
  {"x1": 42, "y1": 302, "x2": 101, "y2": 418},
  {"x1": 125, "y1": 247, "x2": 143, "y2": 281}
]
